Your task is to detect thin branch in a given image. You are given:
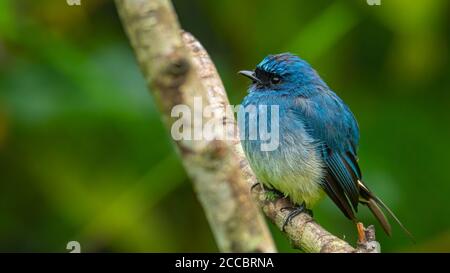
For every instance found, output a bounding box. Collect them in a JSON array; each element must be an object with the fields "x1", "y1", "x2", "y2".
[{"x1": 115, "y1": 0, "x2": 380, "y2": 253}]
